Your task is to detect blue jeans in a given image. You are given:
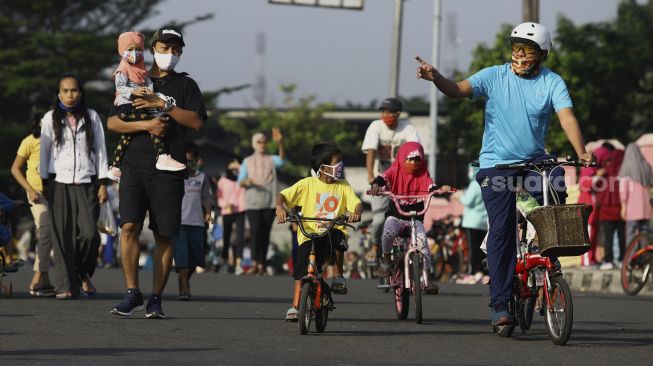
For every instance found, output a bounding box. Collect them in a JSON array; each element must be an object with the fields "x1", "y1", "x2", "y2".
[{"x1": 476, "y1": 154, "x2": 567, "y2": 306}]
